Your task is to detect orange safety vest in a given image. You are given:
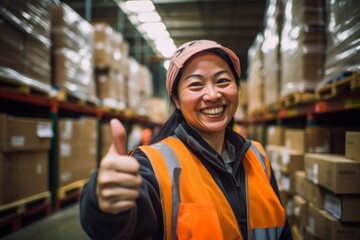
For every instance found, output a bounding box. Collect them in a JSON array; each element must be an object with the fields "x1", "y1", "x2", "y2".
[{"x1": 139, "y1": 137, "x2": 285, "y2": 240}]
